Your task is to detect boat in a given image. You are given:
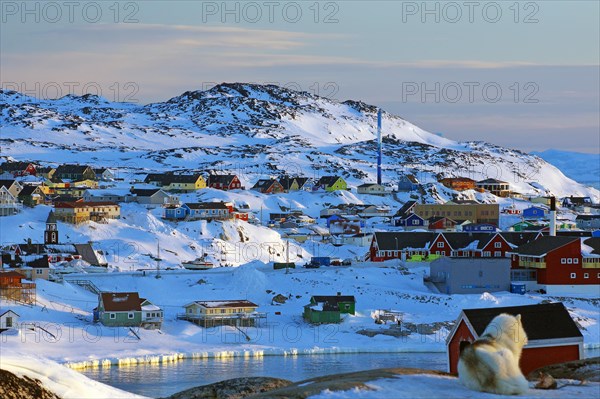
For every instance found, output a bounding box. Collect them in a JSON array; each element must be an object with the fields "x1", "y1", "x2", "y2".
[{"x1": 182, "y1": 256, "x2": 215, "y2": 270}]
